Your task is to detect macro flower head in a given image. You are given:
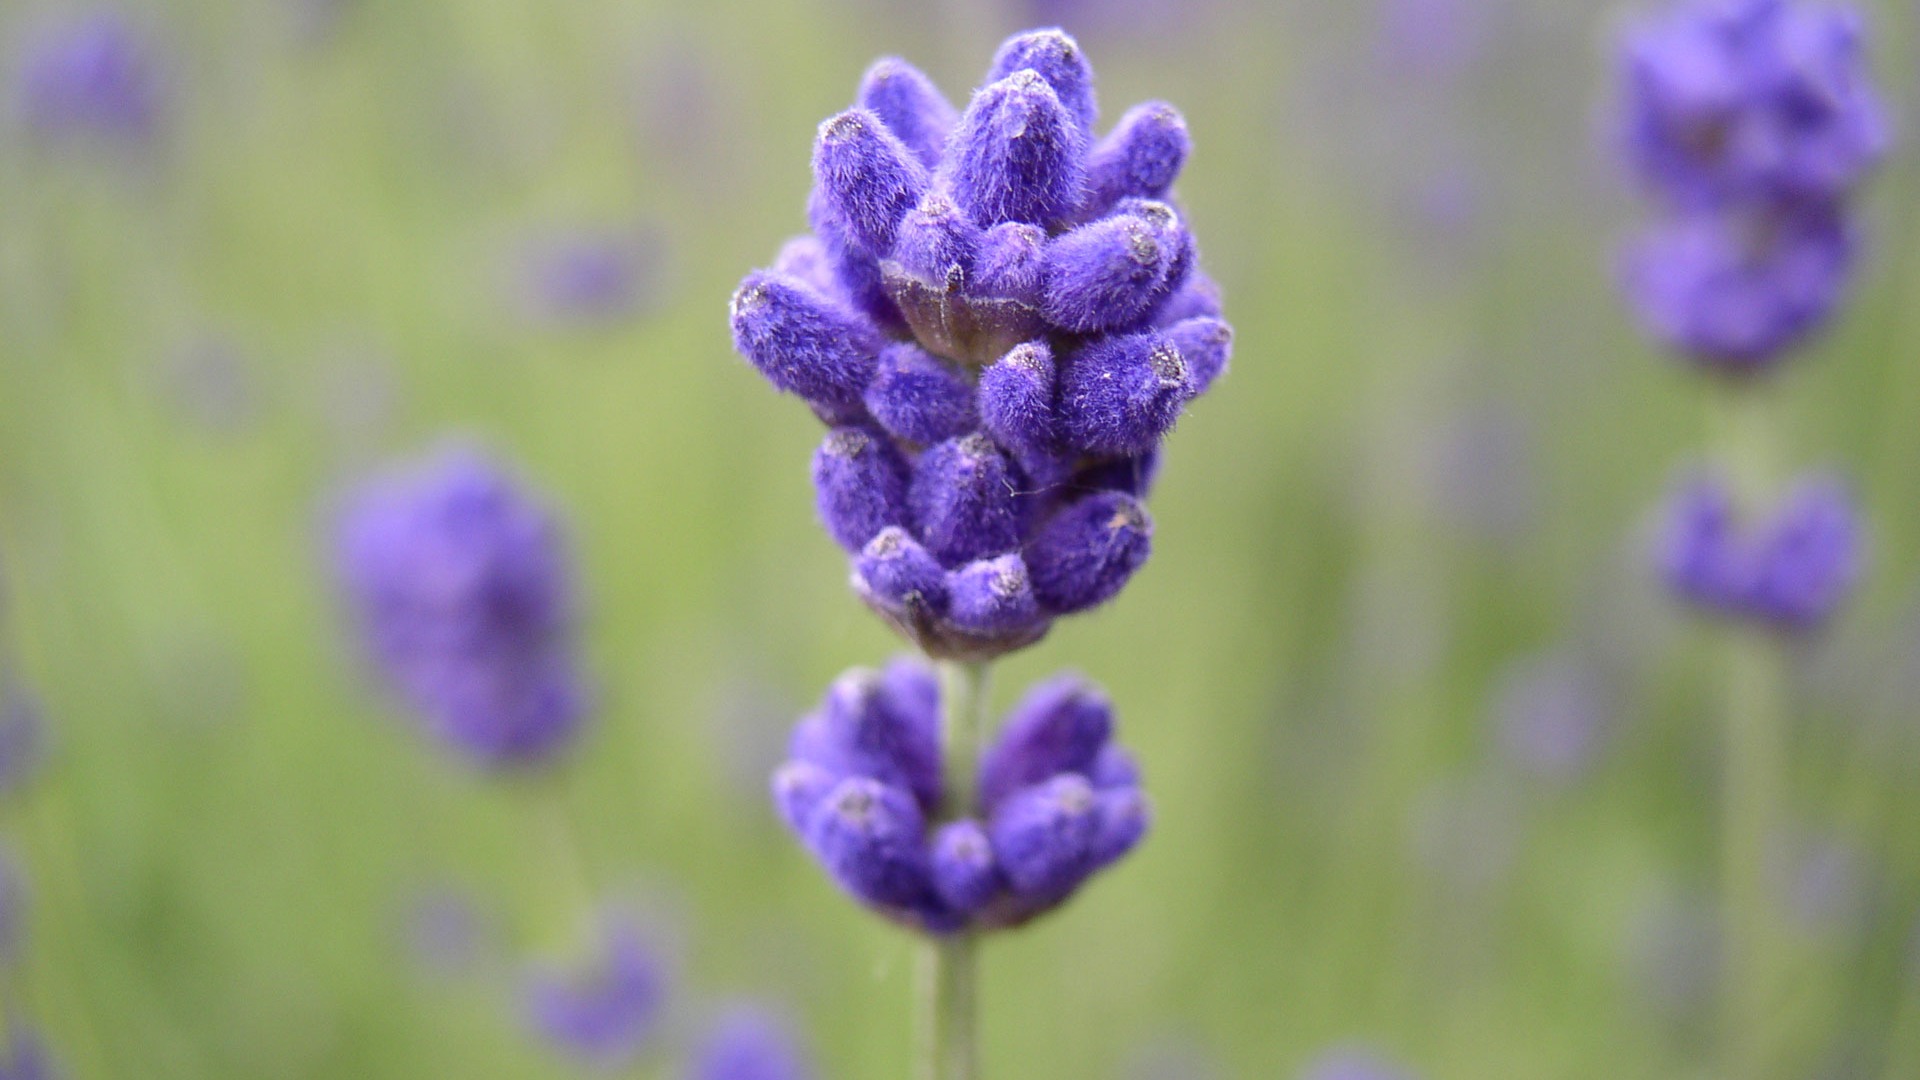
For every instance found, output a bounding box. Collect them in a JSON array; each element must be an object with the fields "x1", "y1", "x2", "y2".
[
  {"x1": 332, "y1": 444, "x2": 588, "y2": 770},
  {"x1": 771, "y1": 658, "x2": 1148, "y2": 934},
  {"x1": 1617, "y1": 0, "x2": 1888, "y2": 208},
  {"x1": 729, "y1": 29, "x2": 1231, "y2": 660},
  {"x1": 1658, "y1": 468, "x2": 1863, "y2": 631}
]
